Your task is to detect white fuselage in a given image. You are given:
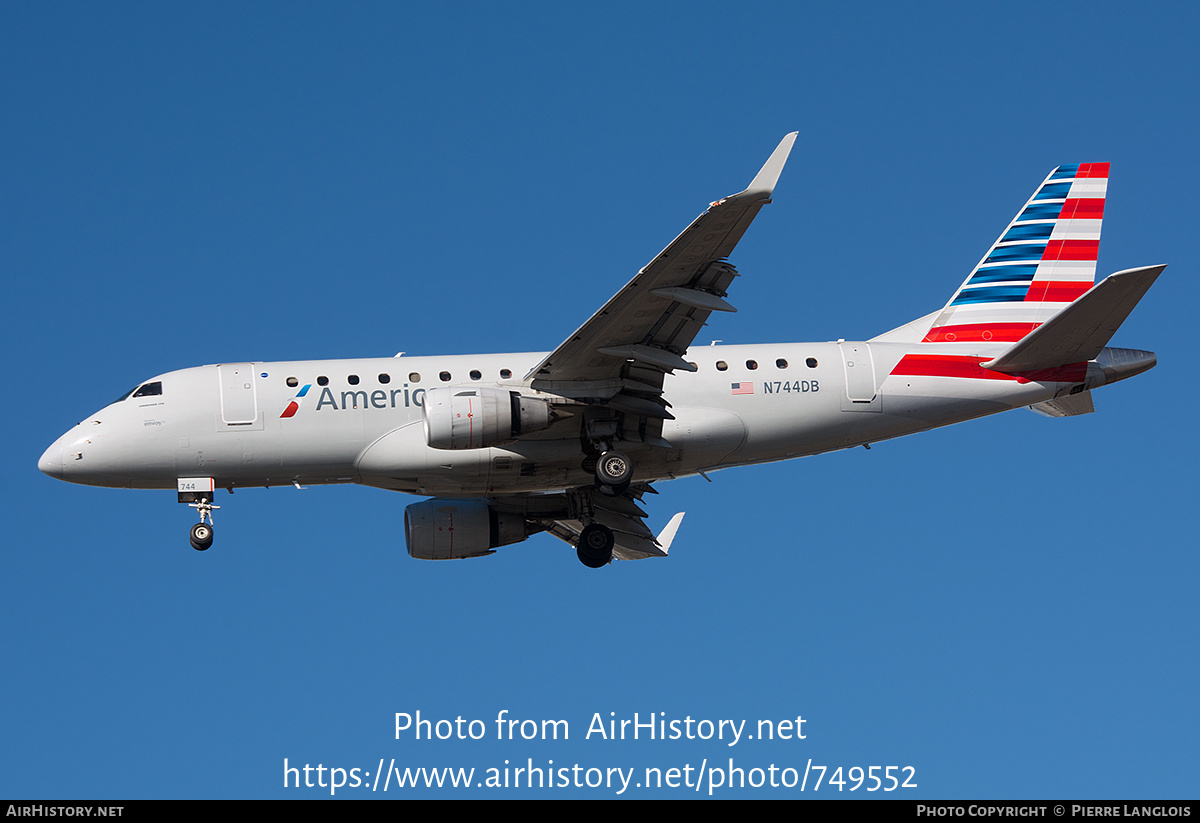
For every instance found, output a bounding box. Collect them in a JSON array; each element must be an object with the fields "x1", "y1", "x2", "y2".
[{"x1": 38, "y1": 338, "x2": 1109, "y2": 497}]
